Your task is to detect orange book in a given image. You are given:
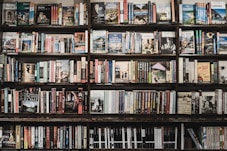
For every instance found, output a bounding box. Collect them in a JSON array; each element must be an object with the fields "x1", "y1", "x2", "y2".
[
  {"x1": 123, "y1": 0, "x2": 128, "y2": 23},
  {"x1": 24, "y1": 126, "x2": 28, "y2": 149}
]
